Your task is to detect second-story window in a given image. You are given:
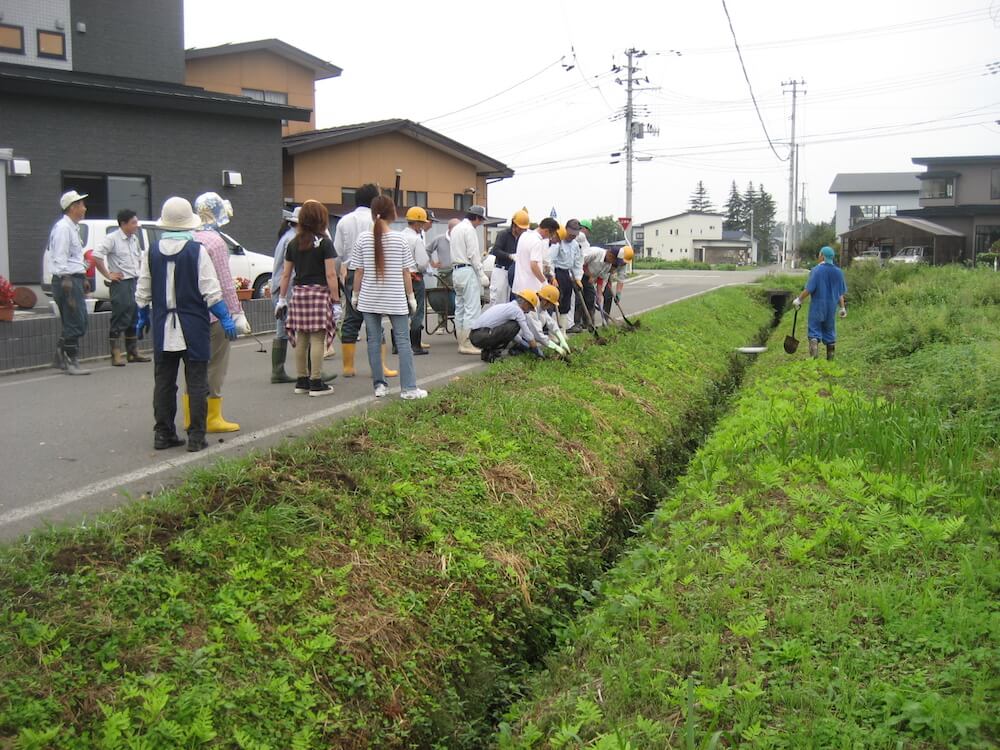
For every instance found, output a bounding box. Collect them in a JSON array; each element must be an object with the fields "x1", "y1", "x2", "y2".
[
  {"x1": 0, "y1": 23, "x2": 25, "y2": 54},
  {"x1": 992, "y1": 169, "x2": 1000, "y2": 201},
  {"x1": 454, "y1": 193, "x2": 472, "y2": 211},
  {"x1": 920, "y1": 178, "x2": 954, "y2": 199},
  {"x1": 37, "y1": 30, "x2": 66, "y2": 59},
  {"x1": 406, "y1": 191, "x2": 428, "y2": 208}
]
